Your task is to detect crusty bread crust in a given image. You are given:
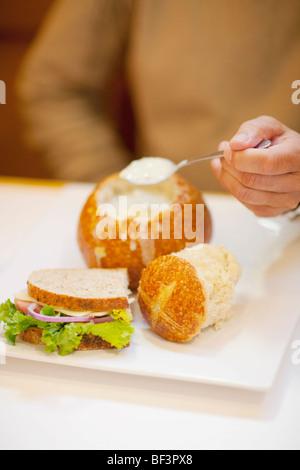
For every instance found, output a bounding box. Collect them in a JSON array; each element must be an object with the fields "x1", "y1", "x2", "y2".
[
  {"x1": 27, "y1": 282, "x2": 129, "y2": 312},
  {"x1": 138, "y1": 255, "x2": 207, "y2": 342},
  {"x1": 19, "y1": 327, "x2": 44, "y2": 346},
  {"x1": 27, "y1": 268, "x2": 130, "y2": 312},
  {"x1": 18, "y1": 327, "x2": 129, "y2": 350},
  {"x1": 78, "y1": 173, "x2": 212, "y2": 290}
]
